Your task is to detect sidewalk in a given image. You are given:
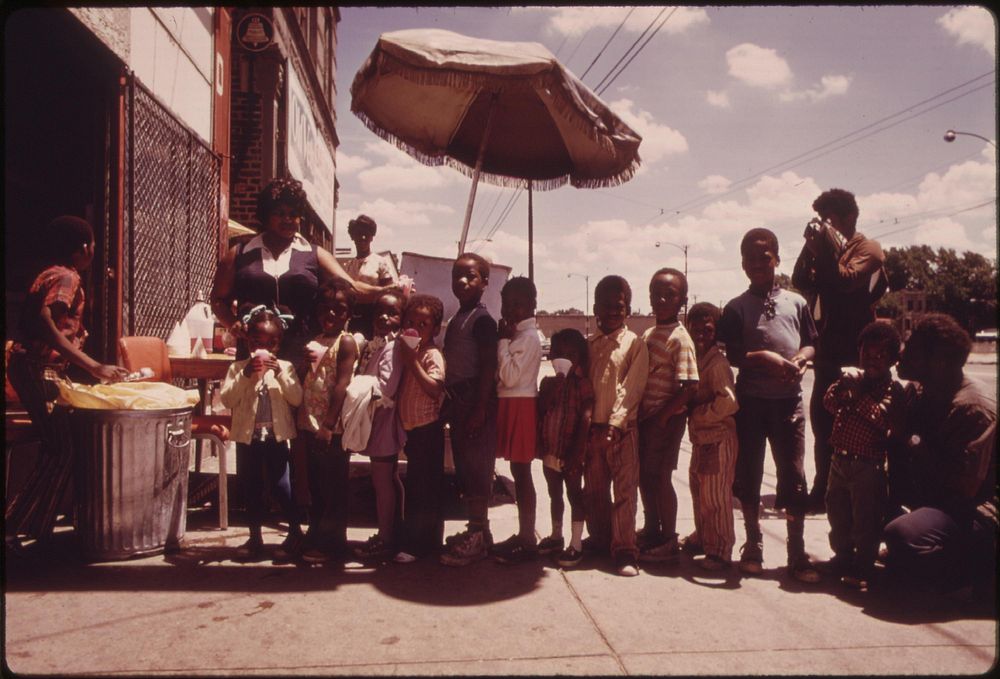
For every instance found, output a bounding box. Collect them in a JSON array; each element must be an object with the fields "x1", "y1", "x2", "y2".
[{"x1": 5, "y1": 369, "x2": 997, "y2": 675}]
